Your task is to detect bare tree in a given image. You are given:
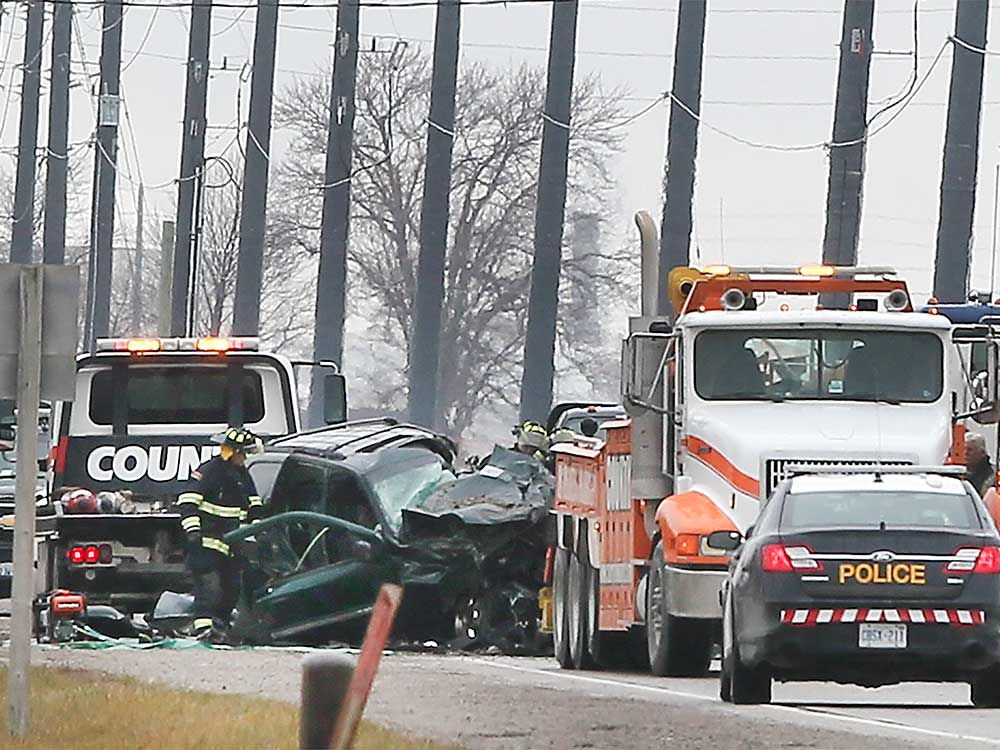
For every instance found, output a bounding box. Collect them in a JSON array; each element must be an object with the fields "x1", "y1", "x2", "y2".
[{"x1": 273, "y1": 49, "x2": 630, "y2": 437}]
